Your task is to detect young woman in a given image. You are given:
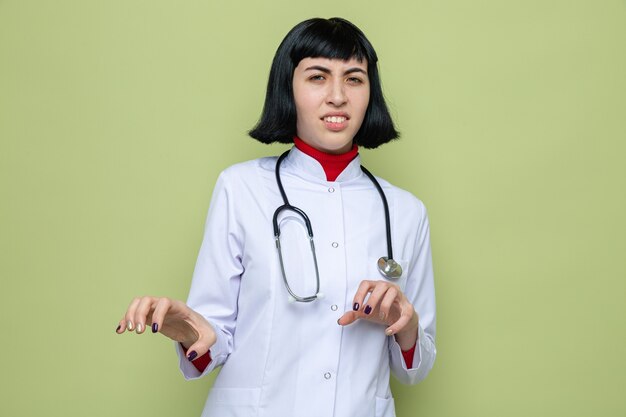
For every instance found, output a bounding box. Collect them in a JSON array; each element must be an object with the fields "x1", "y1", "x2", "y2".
[{"x1": 116, "y1": 17, "x2": 436, "y2": 417}]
